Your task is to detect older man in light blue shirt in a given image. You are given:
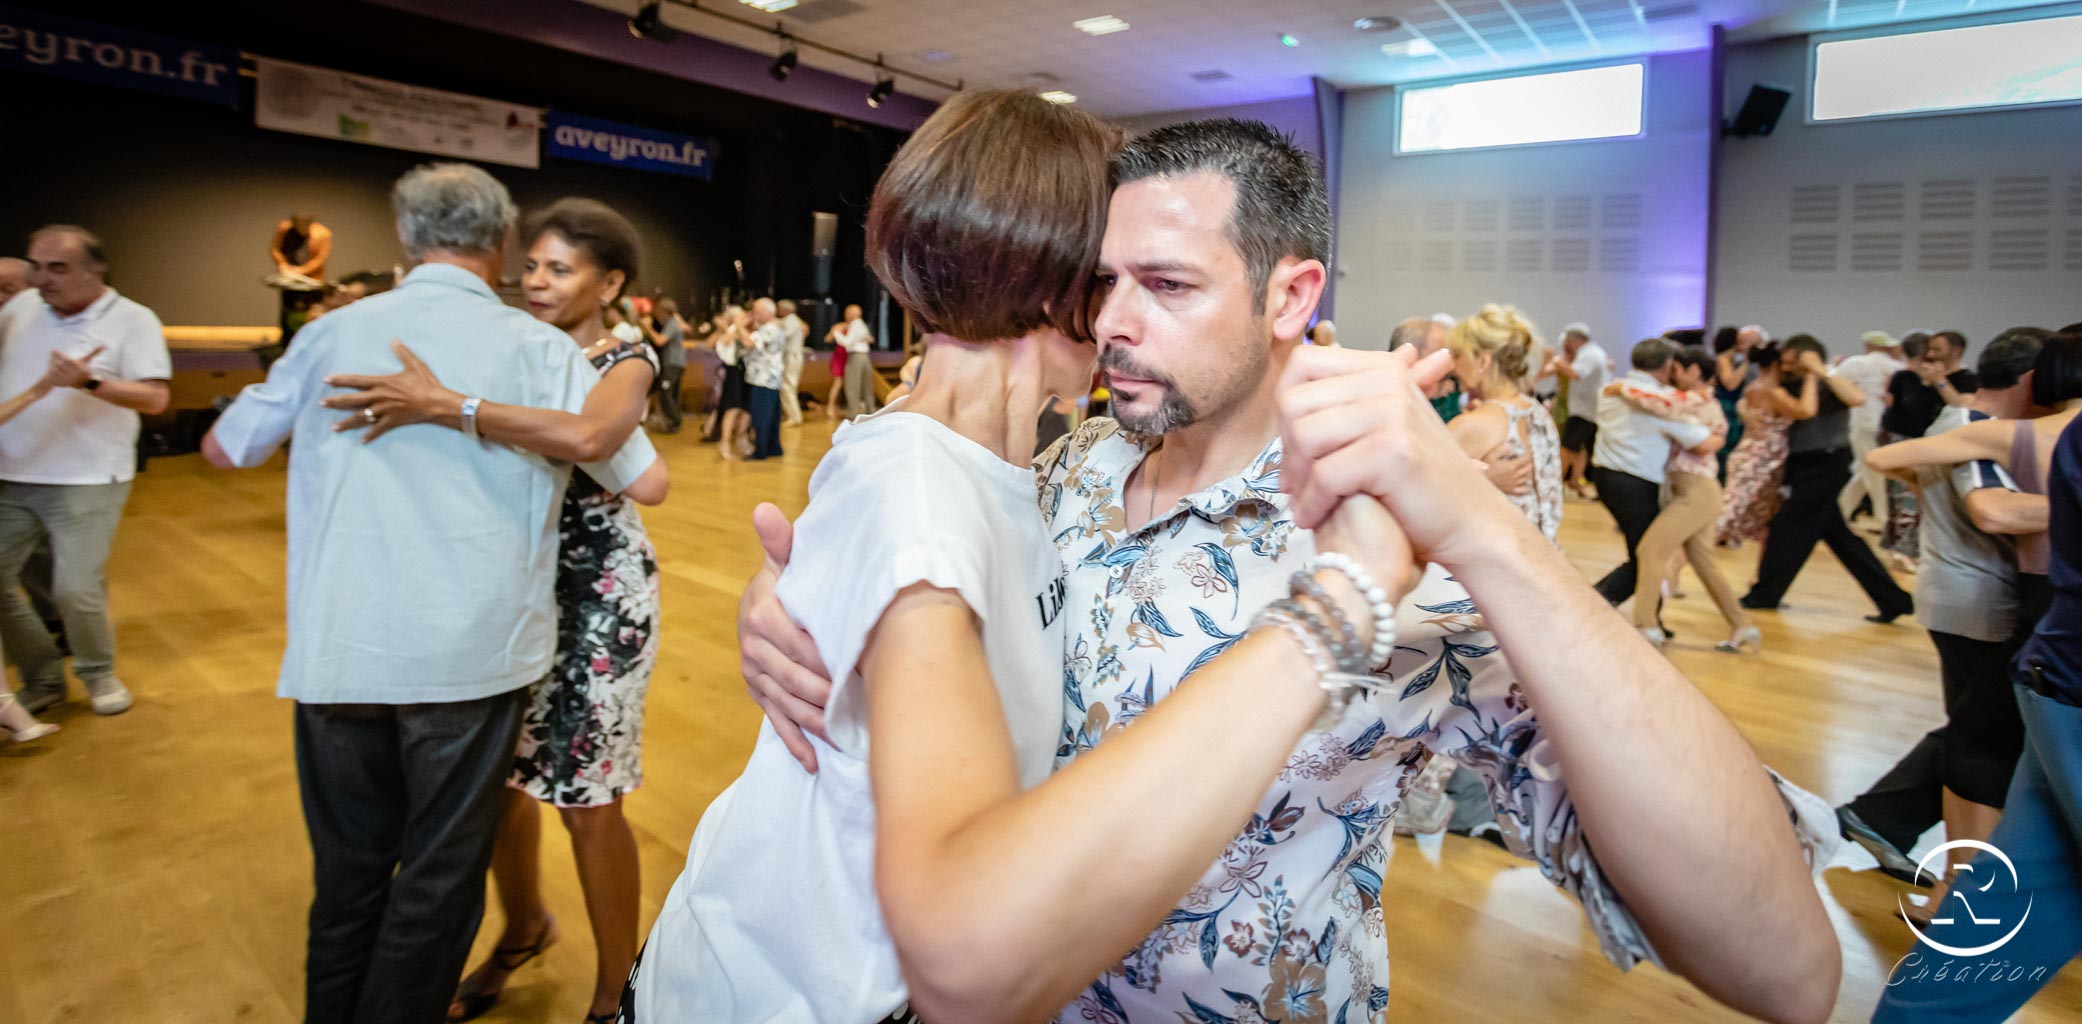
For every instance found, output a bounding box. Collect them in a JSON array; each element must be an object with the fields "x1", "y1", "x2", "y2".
[{"x1": 204, "y1": 162, "x2": 656, "y2": 1024}]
